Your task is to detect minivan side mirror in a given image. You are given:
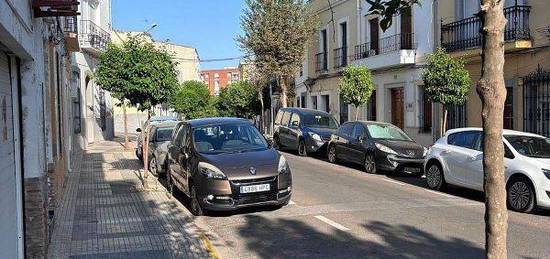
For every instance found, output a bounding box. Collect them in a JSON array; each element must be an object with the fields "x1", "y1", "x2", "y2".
[
  {"x1": 136, "y1": 128, "x2": 142, "y2": 133},
  {"x1": 291, "y1": 121, "x2": 299, "y2": 128},
  {"x1": 358, "y1": 135, "x2": 366, "y2": 142}
]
